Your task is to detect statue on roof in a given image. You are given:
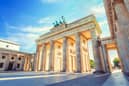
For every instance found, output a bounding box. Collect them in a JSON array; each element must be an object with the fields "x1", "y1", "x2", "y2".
[
  {"x1": 52, "y1": 22, "x2": 56, "y2": 27},
  {"x1": 61, "y1": 16, "x2": 66, "y2": 24},
  {"x1": 52, "y1": 16, "x2": 66, "y2": 27},
  {"x1": 55, "y1": 21, "x2": 59, "y2": 26},
  {"x1": 59, "y1": 19, "x2": 63, "y2": 24}
]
